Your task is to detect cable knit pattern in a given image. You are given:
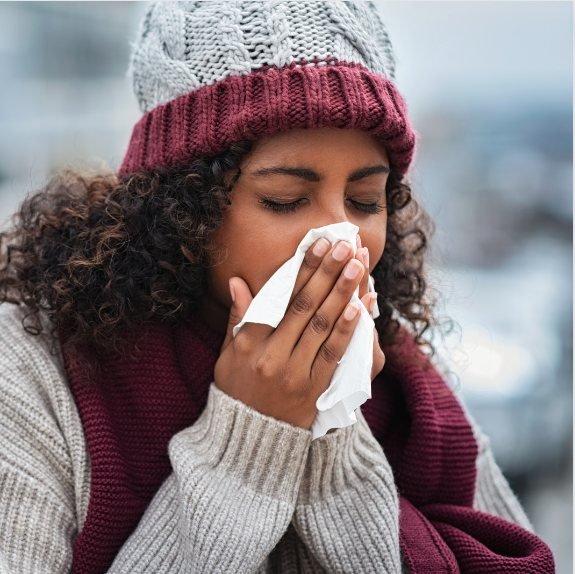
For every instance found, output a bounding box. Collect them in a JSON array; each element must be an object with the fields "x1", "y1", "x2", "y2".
[
  {"x1": 0, "y1": 303, "x2": 550, "y2": 572},
  {"x1": 129, "y1": 1, "x2": 397, "y2": 112},
  {"x1": 119, "y1": 1, "x2": 416, "y2": 177}
]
